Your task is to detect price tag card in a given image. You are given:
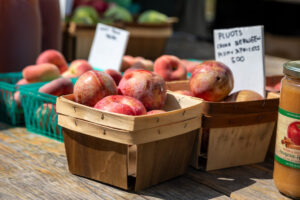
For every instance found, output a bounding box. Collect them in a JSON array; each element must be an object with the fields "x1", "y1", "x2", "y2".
[
  {"x1": 214, "y1": 25, "x2": 265, "y2": 97},
  {"x1": 88, "y1": 23, "x2": 129, "y2": 71},
  {"x1": 59, "y1": 0, "x2": 74, "y2": 19}
]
